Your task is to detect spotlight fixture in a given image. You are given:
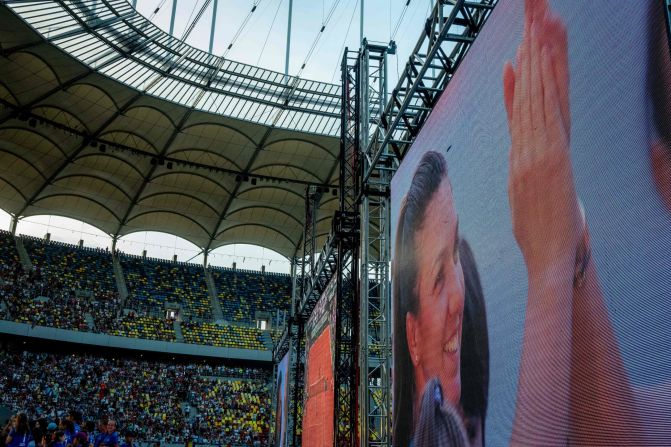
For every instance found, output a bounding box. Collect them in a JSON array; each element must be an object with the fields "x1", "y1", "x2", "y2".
[
  {"x1": 166, "y1": 161, "x2": 173, "y2": 169},
  {"x1": 251, "y1": 178, "x2": 257, "y2": 185},
  {"x1": 99, "y1": 144, "x2": 107, "y2": 153}
]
